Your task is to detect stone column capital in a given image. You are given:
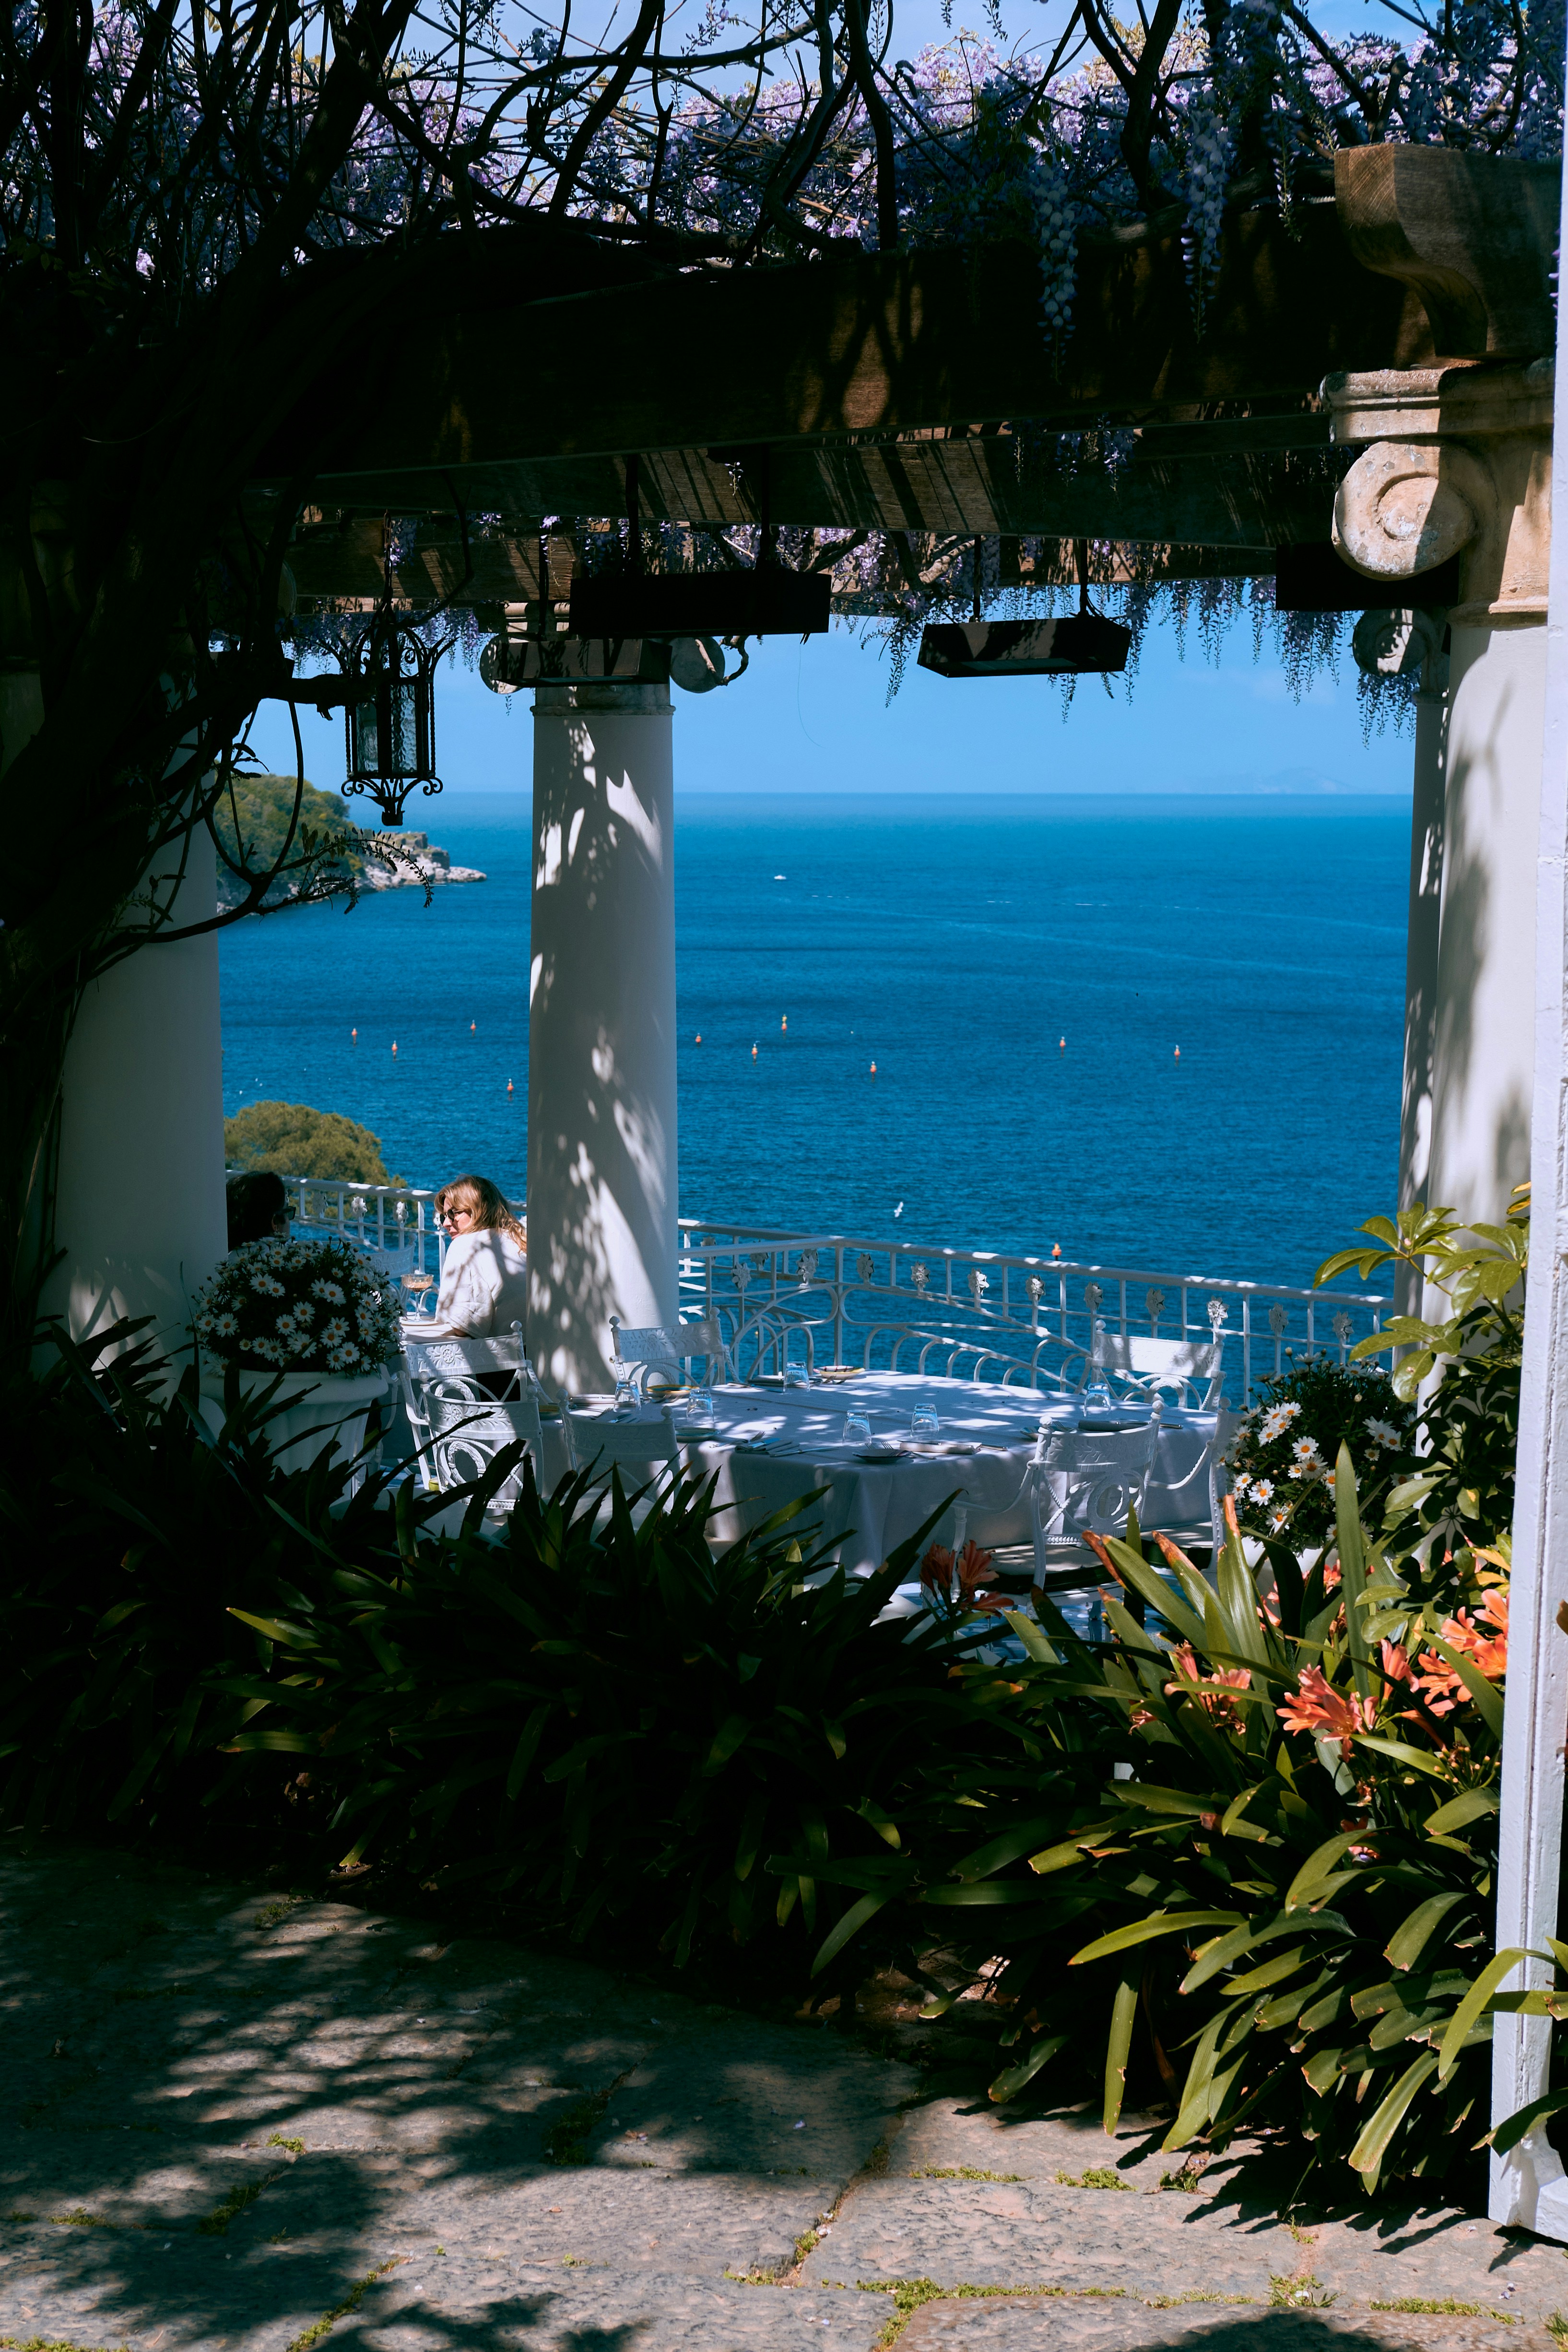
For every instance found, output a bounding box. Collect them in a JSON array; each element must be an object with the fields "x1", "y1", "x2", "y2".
[{"x1": 1325, "y1": 361, "x2": 1552, "y2": 626}]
